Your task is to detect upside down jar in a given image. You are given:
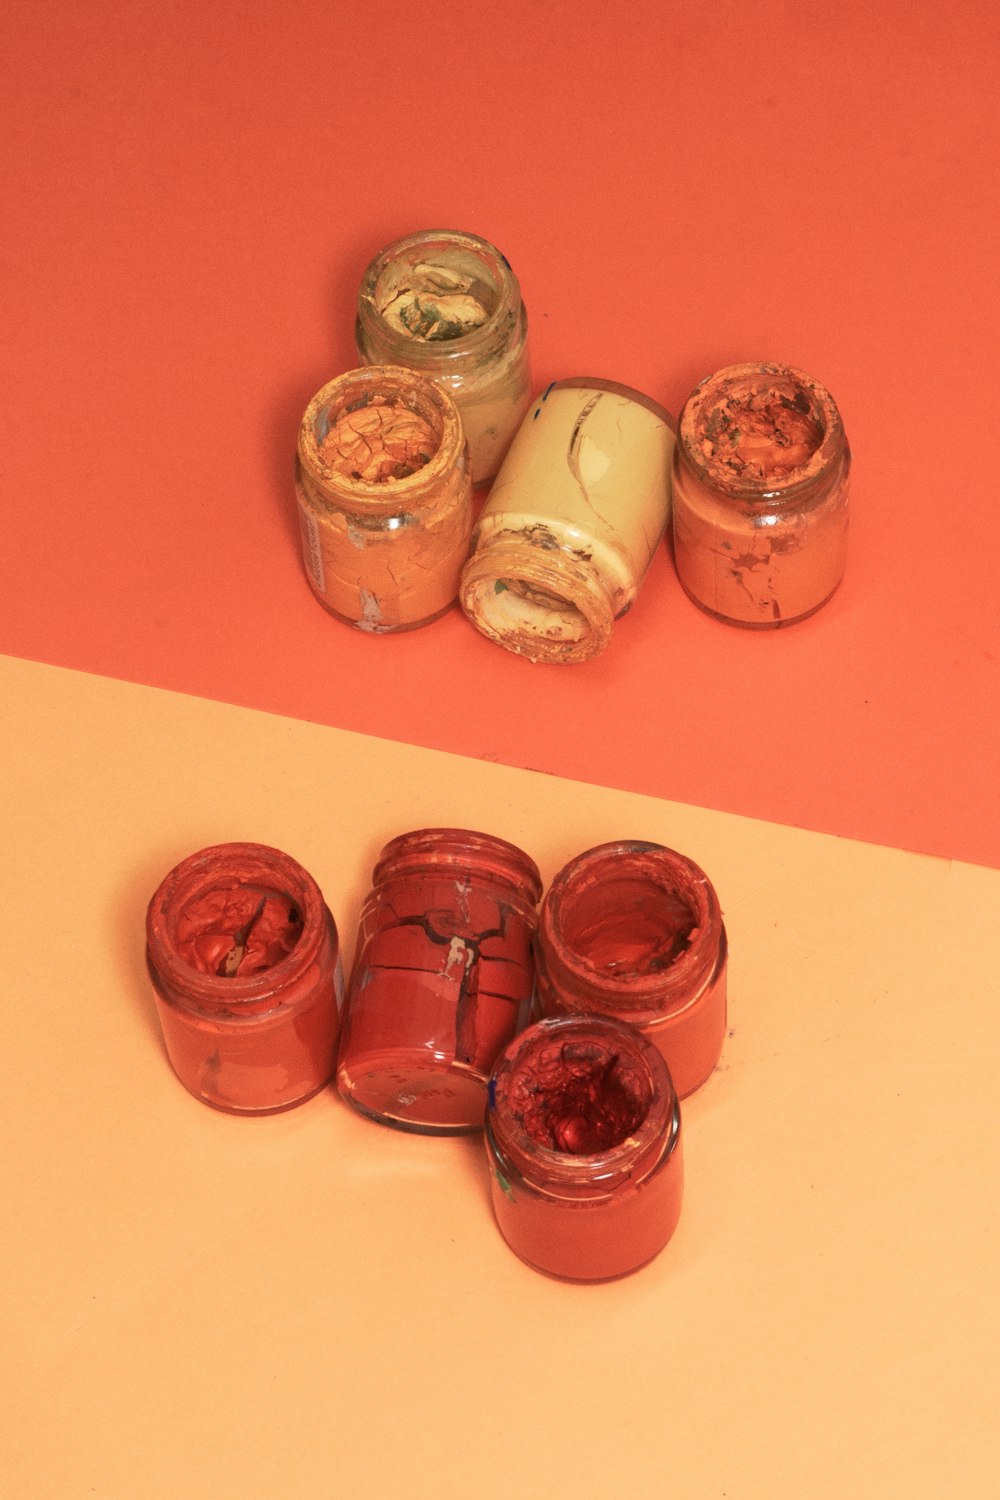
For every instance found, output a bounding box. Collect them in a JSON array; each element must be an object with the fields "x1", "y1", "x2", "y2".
[
  {"x1": 485, "y1": 1015, "x2": 683, "y2": 1281},
  {"x1": 336, "y1": 829, "x2": 542, "y2": 1133},
  {"x1": 535, "y1": 841, "x2": 727, "y2": 1098},
  {"x1": 145, "y1": 843, "x2": 342, "y2": 1114}
]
